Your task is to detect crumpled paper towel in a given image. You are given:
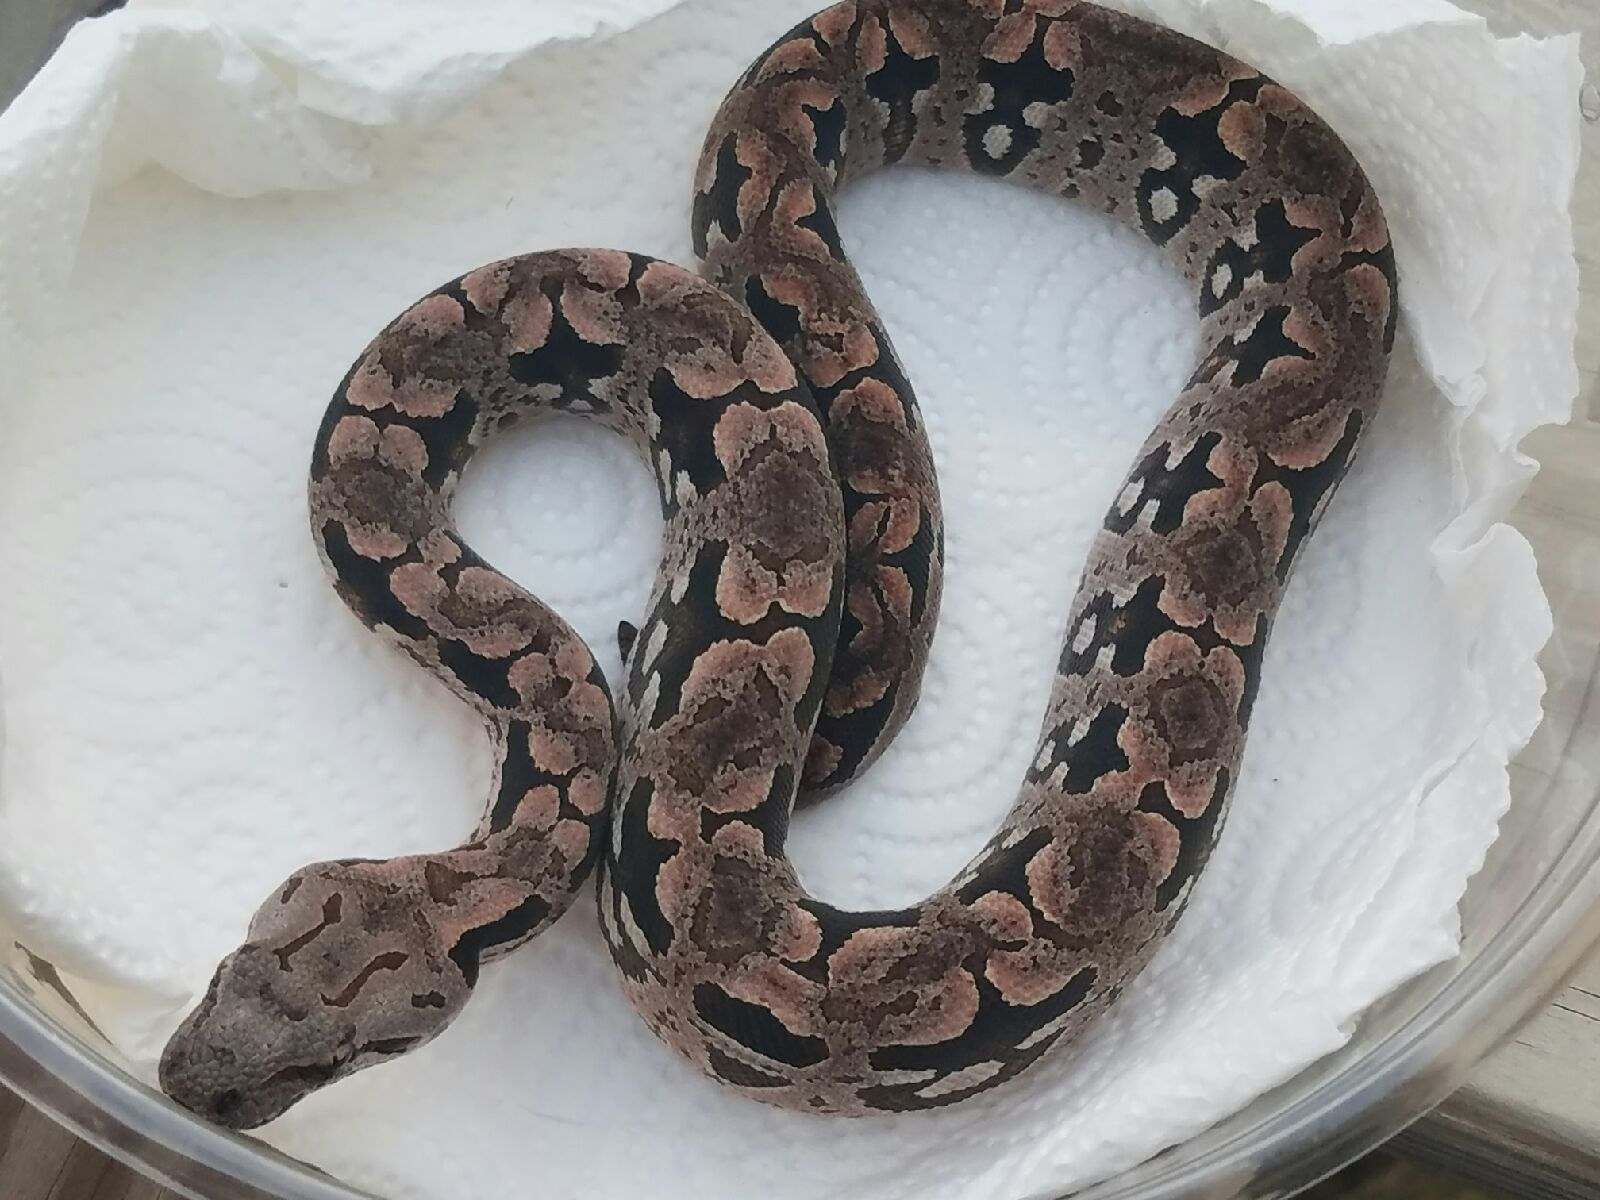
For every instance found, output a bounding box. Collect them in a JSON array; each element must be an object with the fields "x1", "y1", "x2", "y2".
[{"x1": 0, "y1": 0, "x2": 1581, "y2": 1196}]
